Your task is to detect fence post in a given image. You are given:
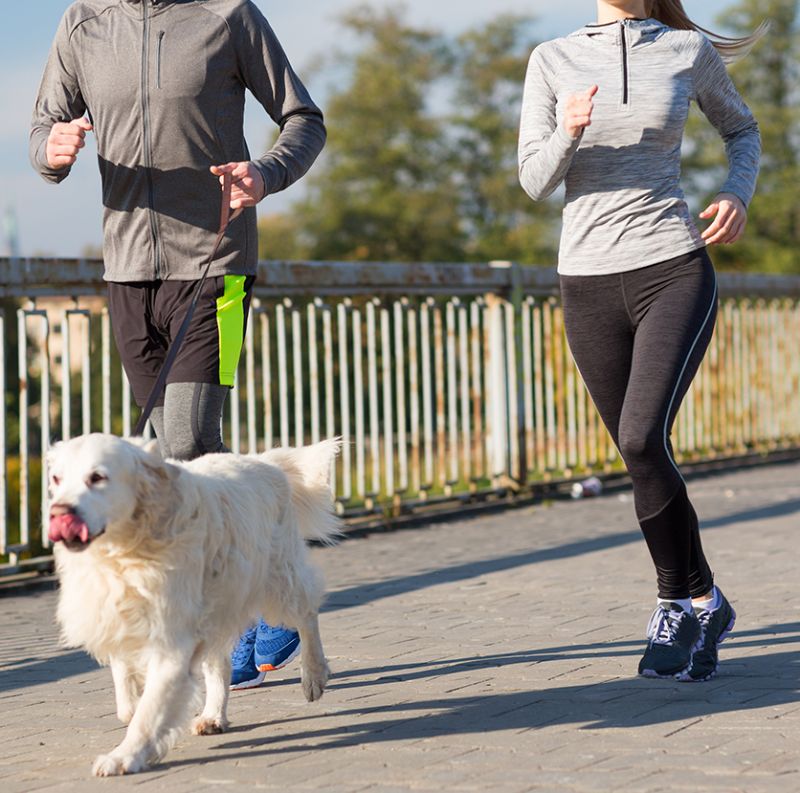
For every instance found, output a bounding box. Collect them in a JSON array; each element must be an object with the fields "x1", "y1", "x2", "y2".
[
  {"x1": 485, "y1": 261, "x2": 527, "y2": 492},
  {"x1": 484, "y1": 288, "x2": 507, "y2": 487}
]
